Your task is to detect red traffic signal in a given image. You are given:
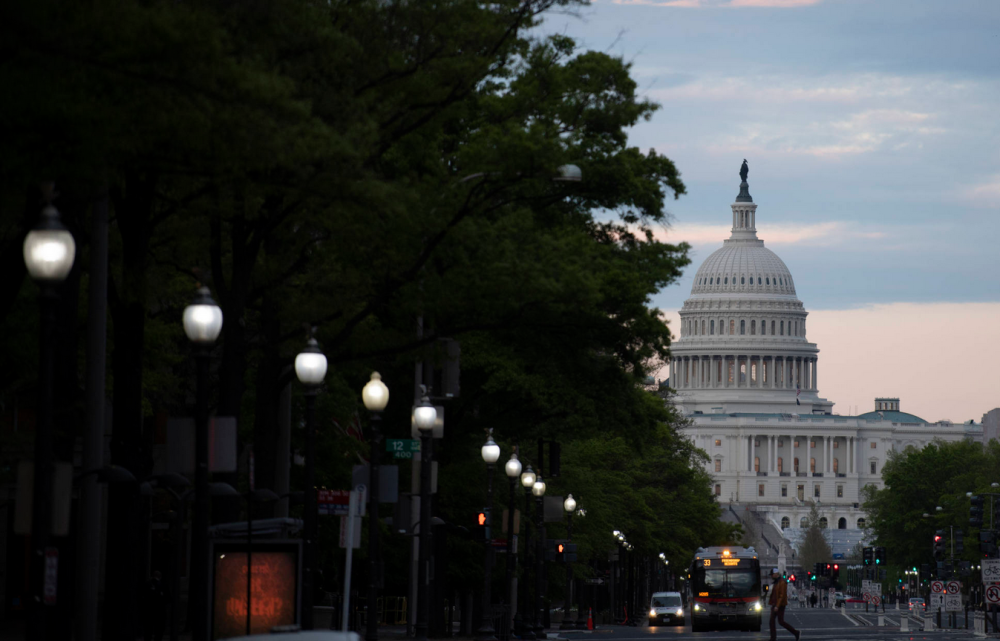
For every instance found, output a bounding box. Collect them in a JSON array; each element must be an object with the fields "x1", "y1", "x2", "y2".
[
  {"x1": 477, "y1": 512, "x2": 487, "y2": 526},
  {"x1": 934, "y1": 535, "x2": 943, "y2": 542},
  {"x1": 557, "y1": 543, "x2": 565, "y2": 553},
  {"x1": 789, "y1": 574, "x2": 796, "y2": 582},
  {"x1": 833, "y1": 564, "x2": 839, "y2": 570}
]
